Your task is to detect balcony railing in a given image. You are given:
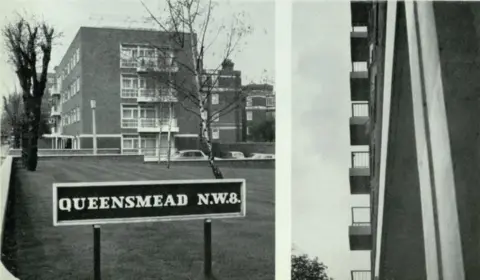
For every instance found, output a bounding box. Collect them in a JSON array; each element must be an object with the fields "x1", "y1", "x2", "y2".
[
  {"x1": 351, "y1": 207, "x2": 371, "y2": 227},
  {"x1": 352, "y1": 102, "x2": 369, "y2": 117},
  {"x1": 122, "y1": 119, "x2": 138, "y2": 129},
  {"x1": 136, "y1": 56, "x2": 178, "y2": 72},
  {"x1": 138, "y1": 88, "x2": 178, "y2": 102},
  {"x1": 139, "y1": 118, "x2": 177, "y2": 128},
  {"x1": 352, "y1": 61, "x2": 368, "y2": 72},
  {"x1": 351, "y1": 270, "x2": 371, "y2": 280},
  {"x1": 351, "y1": 151, "x2": 369, "y2": 168}
]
